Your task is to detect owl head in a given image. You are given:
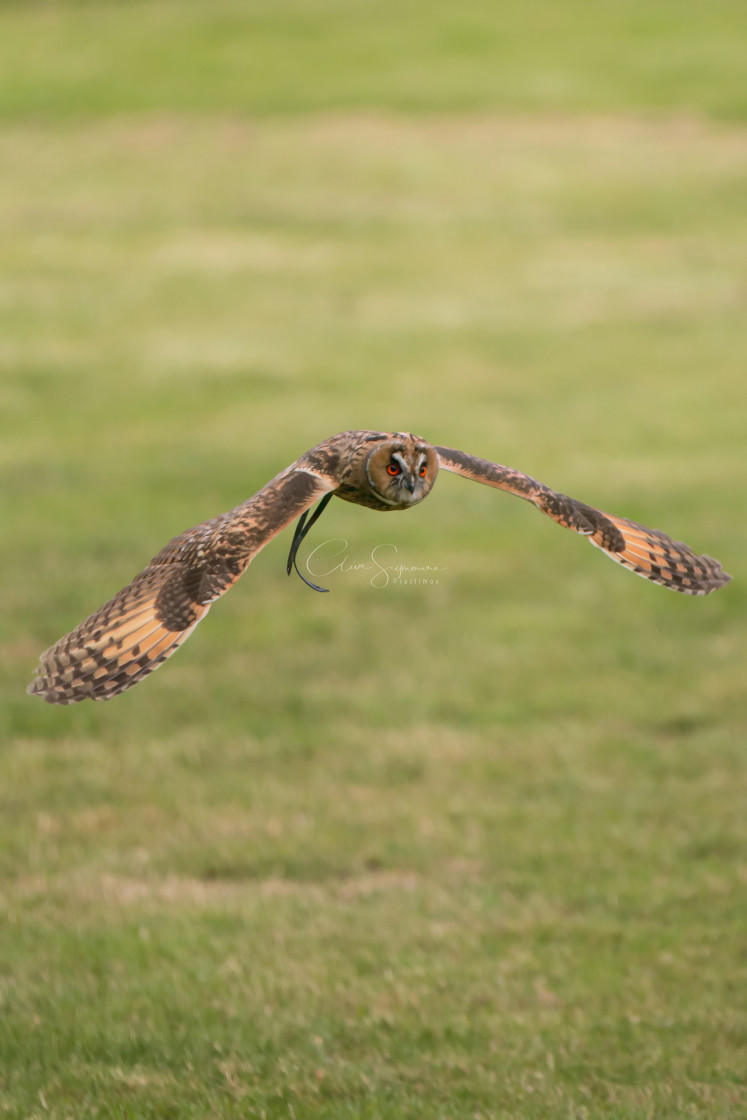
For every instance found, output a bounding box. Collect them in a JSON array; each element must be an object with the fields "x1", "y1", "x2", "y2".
[{"x1": 365, "y1": 434, "x2": 439, "y2": 509}]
